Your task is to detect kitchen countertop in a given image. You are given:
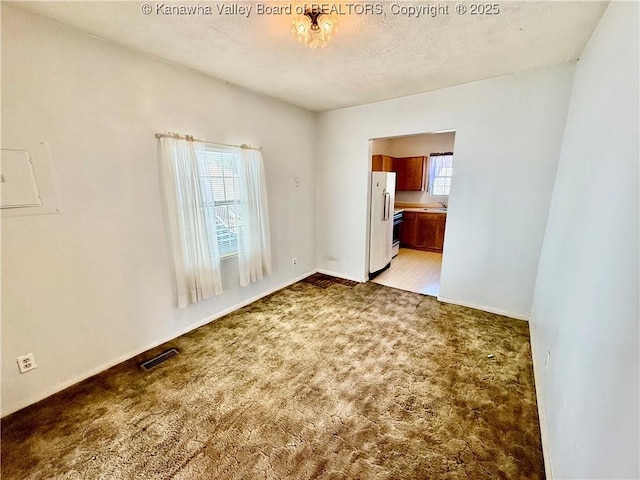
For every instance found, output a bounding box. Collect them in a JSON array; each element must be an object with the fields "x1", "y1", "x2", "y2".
[{"x1": 394, "y1": 207, "x2": 447, "y2": 214}]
